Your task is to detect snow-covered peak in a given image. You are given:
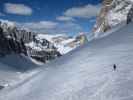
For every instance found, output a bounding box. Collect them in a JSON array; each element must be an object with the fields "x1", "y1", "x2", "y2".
[
  {"x1": 0, "y1": 19, "x2": 16, "y2": 30},
  {"x1": 32, "y1": 34, "x2": 77, "y2": 55},
  {"x1": 36, "y1": 34, "x2": 68, "y2": 43},
  {"x1": 107, "y1": 0, "x2": 133, "y2": 27},
  {"x1": 28, "y1": 33, "x2": 88, "y2": 55},
  {"x1": 93, "y1": 0, "x2": 133, "y2": 38}
]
